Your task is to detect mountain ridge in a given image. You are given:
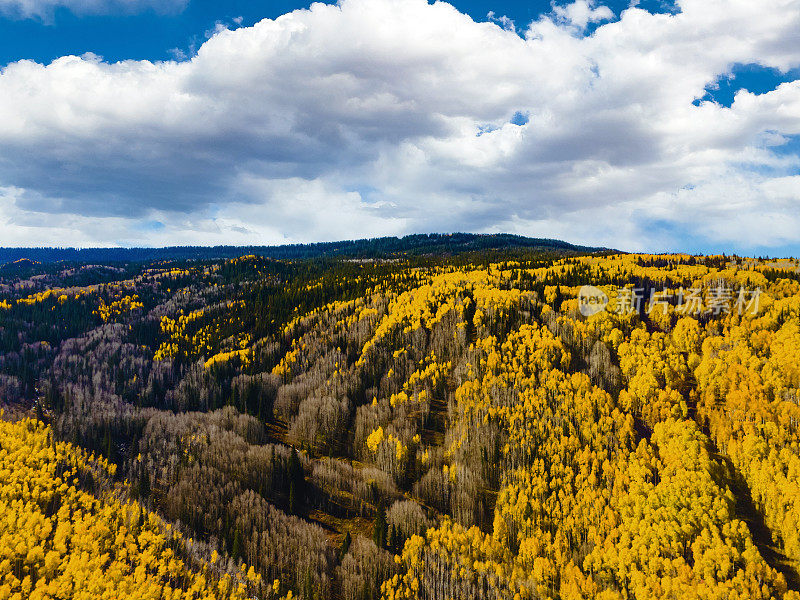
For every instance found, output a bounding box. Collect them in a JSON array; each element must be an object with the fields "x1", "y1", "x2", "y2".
[{"x1": 0, "y1": 233, "x2": 614, "y2": 265}]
